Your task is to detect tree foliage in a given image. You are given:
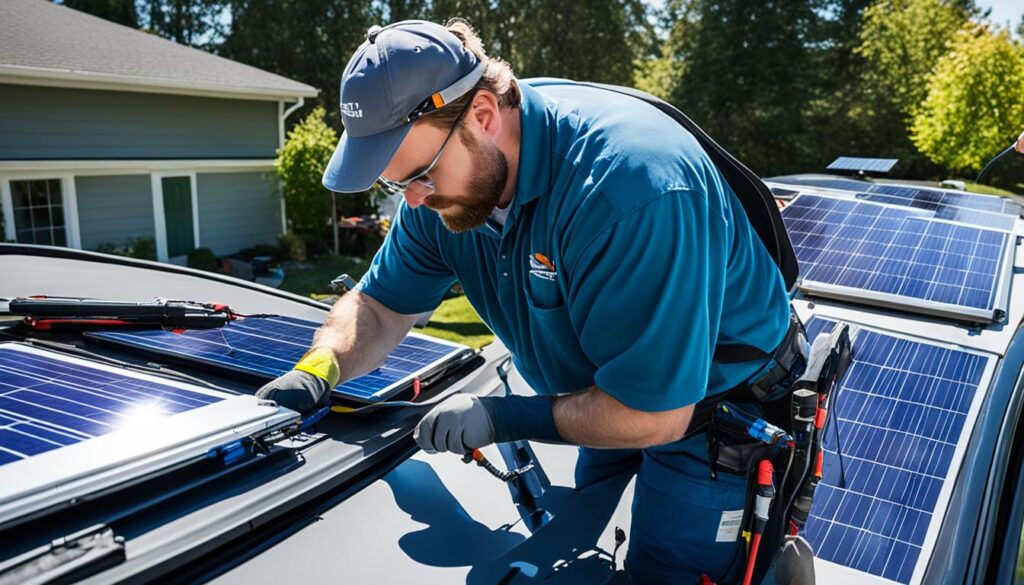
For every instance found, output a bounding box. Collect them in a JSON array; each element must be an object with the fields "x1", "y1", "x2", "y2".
[
  {"x1": 912, "y1": 24, "x2": 1024, "y2": 171},
  {"x1": 855, "y1": 0, "x2": 970, "y2": 120},
  {"x1": 138, "y1": 0, "x2": 227, "y2": 48},
  {"x1": 62, "y1": 0, "x2": 139, "y2": 27}
]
